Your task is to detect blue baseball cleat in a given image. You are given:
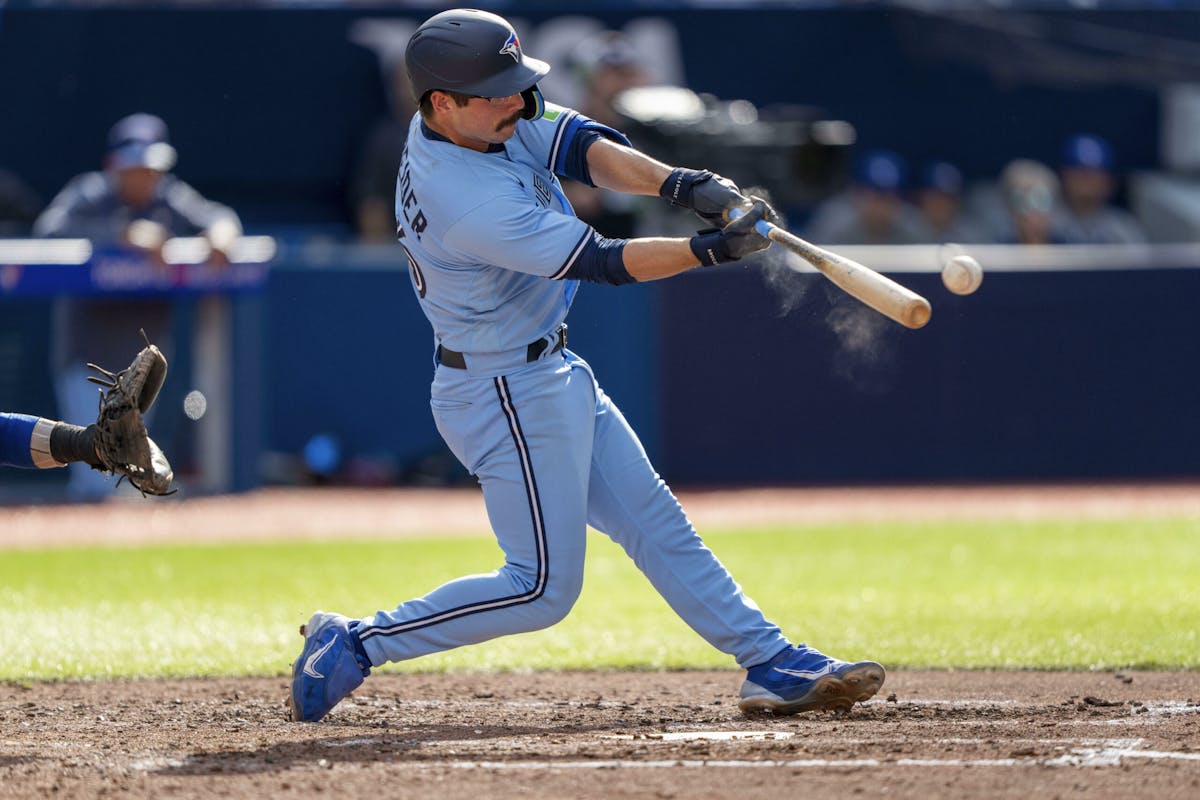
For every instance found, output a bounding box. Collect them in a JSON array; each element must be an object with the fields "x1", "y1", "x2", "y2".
[
  {"x1": 288, "y1": 611, "x2": 372, "y2": 722},
  {"x1": 738, "y1": 644, "x2": 885, "y2": 715}
]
